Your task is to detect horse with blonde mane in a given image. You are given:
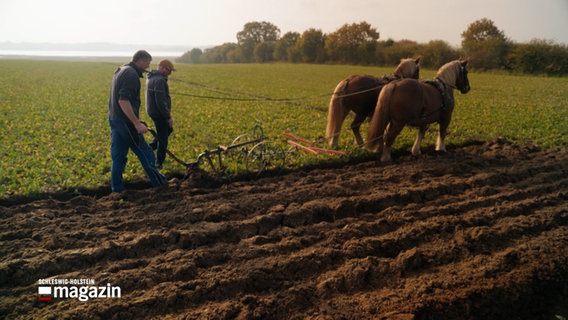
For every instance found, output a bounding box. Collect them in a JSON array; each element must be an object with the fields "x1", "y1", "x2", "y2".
[
  {"x1": 326, "y1": 57, "x2": 421, "y2": 148},
  {"x1": 365, "y1": 58, "x2": 470, "y2": 162}
]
